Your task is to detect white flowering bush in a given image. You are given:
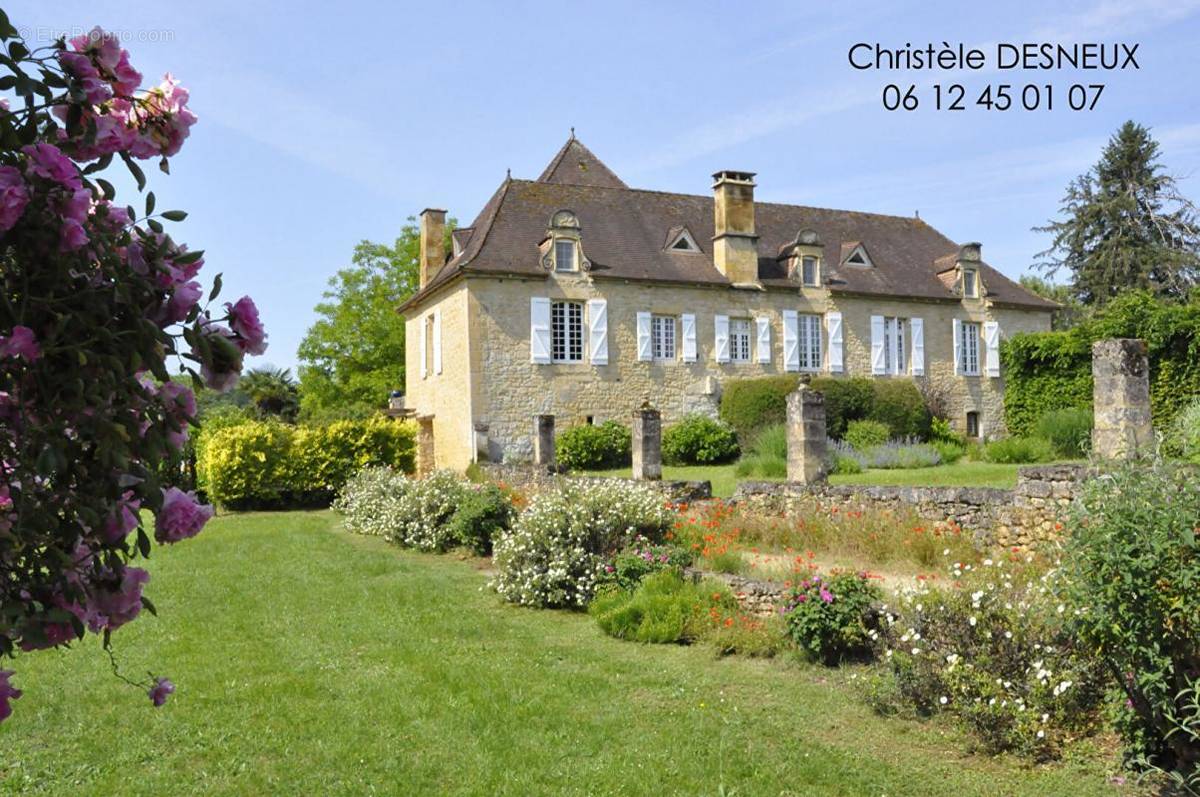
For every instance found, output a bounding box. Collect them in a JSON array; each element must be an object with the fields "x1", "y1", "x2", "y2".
[
  {"x1": 492, "y1": 480, "x2": 672, "y2": 608},
  {"x1": 334, "y1": 467, "x2": 471, "y2": 551},
  {"x1": 867, "y1": 557, "x2": 1107, "y2": 760}
]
